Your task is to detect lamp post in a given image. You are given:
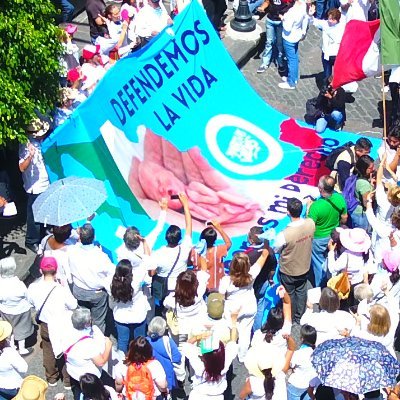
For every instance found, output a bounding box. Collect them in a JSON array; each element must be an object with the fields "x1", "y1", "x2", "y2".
[{"x1": 230, "y1": 0, "x2": 256, "y2": 32}]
